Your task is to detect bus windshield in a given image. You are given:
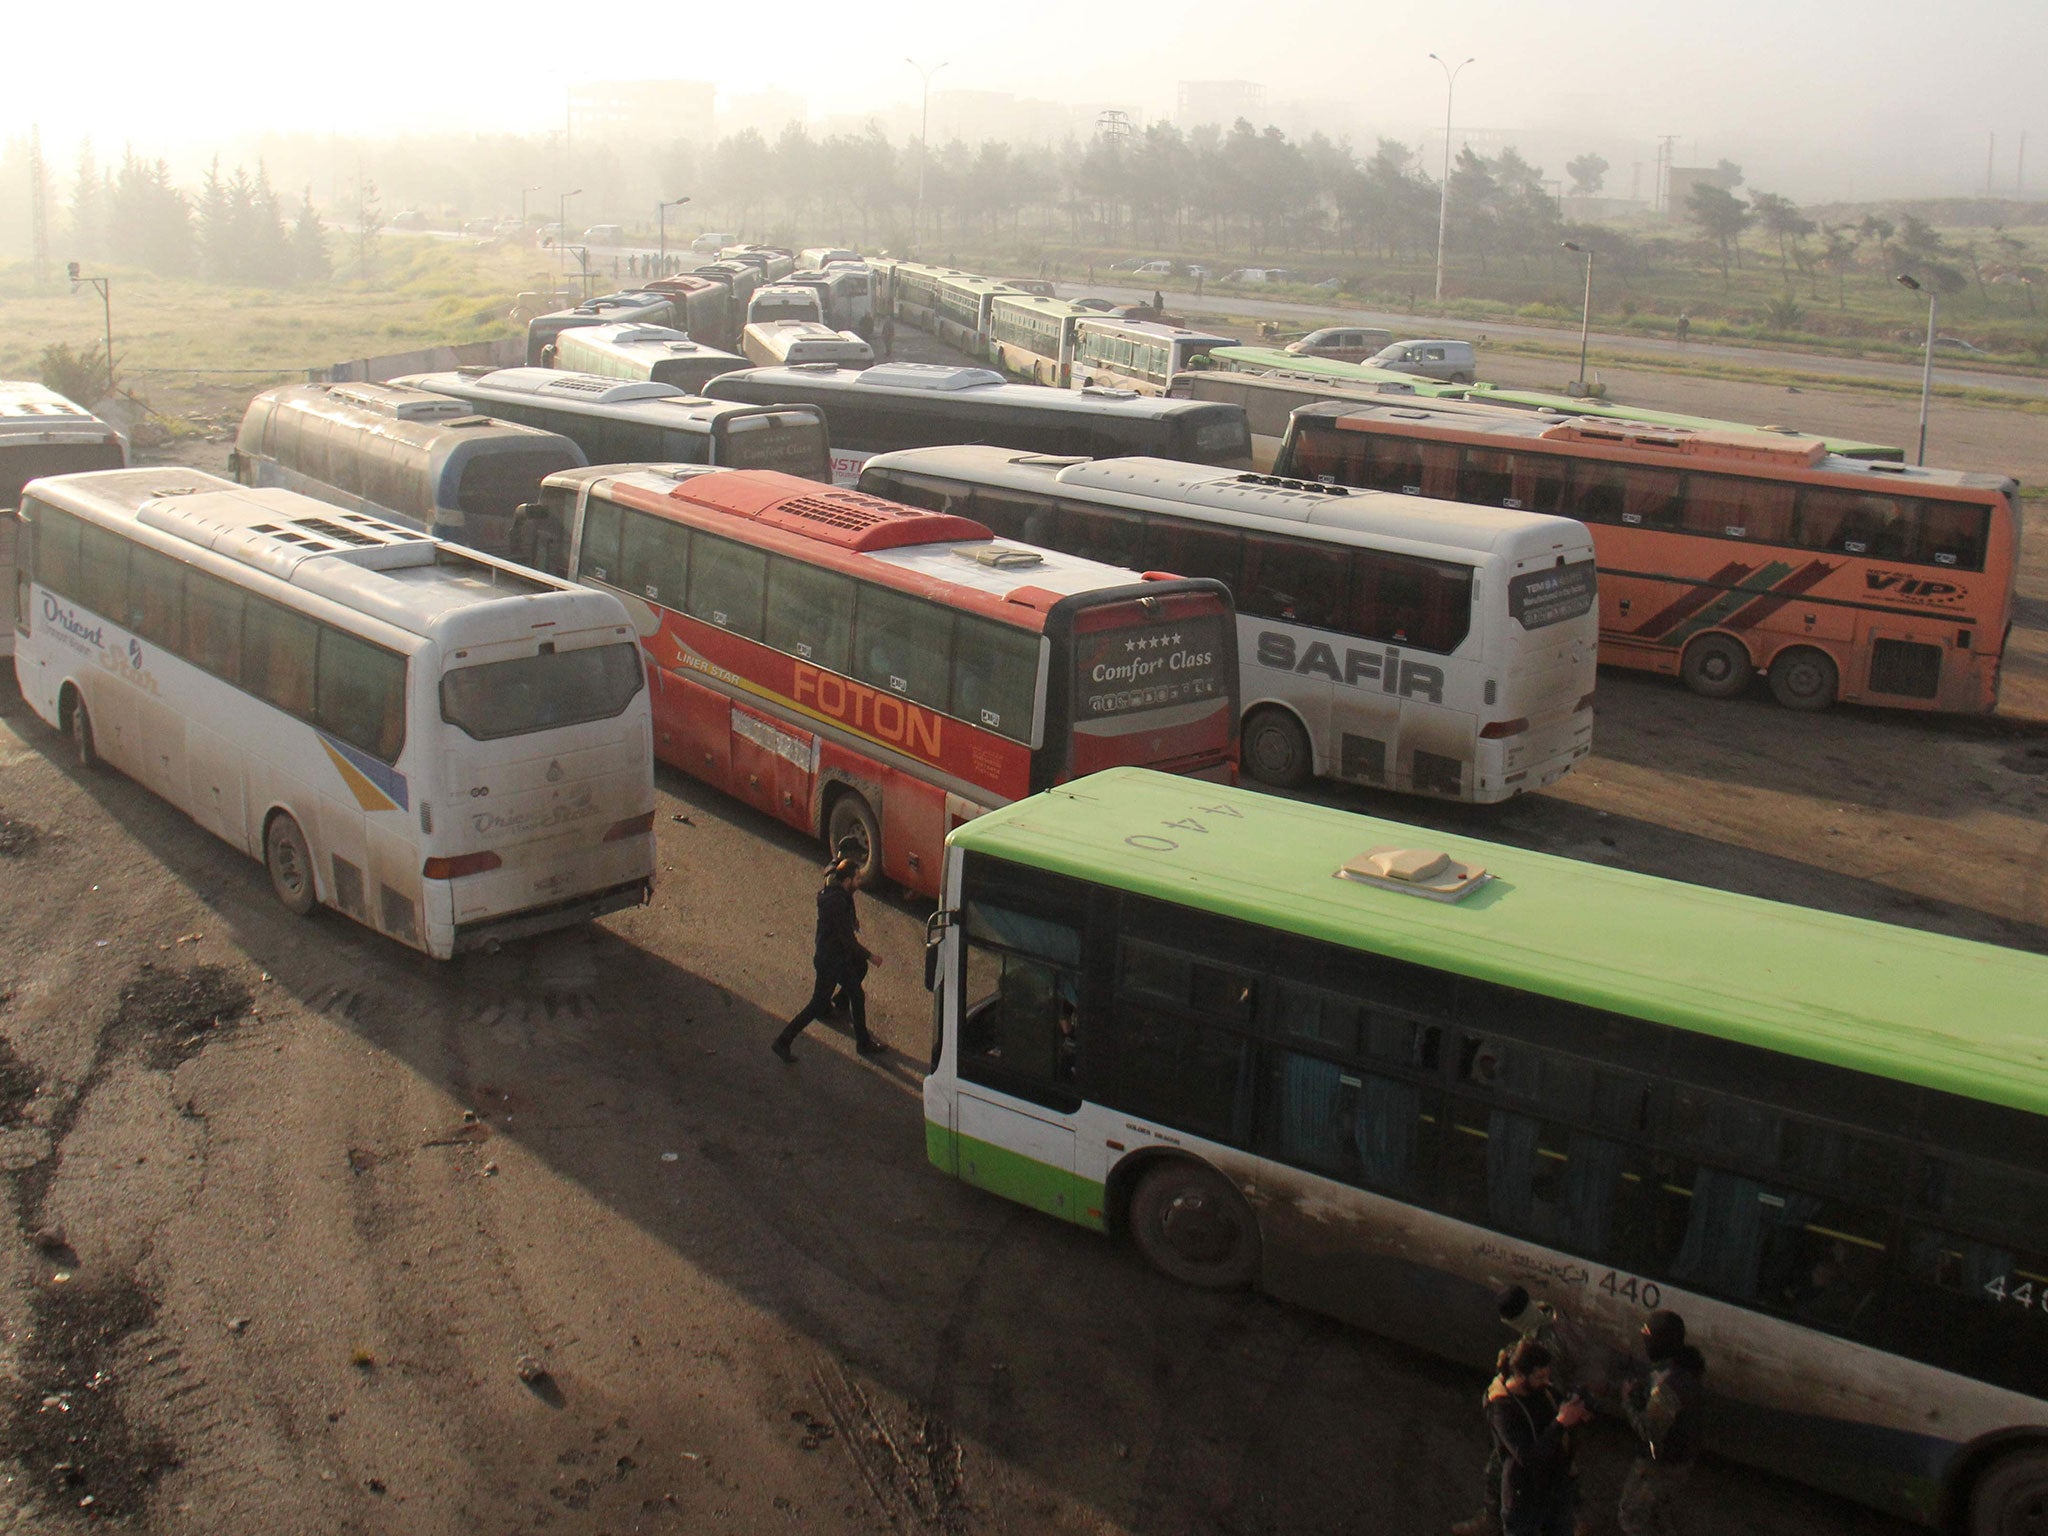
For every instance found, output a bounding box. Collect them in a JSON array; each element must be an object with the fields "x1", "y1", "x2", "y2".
[
  {"x1": 5, "y1": 441, "x2": 126, "y2": 508},
  {"x1": 440, "y1": 641, "x2": 644, "y2": 740}
]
